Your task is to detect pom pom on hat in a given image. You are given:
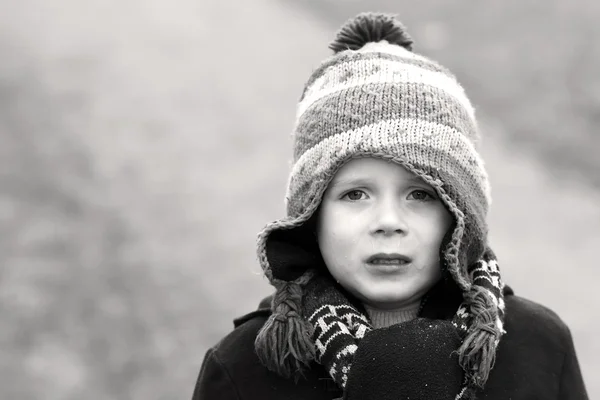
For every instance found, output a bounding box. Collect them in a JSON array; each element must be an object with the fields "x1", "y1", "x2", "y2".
[{"x1": 329, "y1": 12, "x2": 414, "y2": 54}]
